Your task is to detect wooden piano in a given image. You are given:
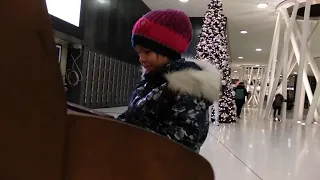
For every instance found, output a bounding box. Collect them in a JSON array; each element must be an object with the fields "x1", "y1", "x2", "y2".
[{"x1": 0, "y1": 0, "x2": 214, "y2": 180}]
